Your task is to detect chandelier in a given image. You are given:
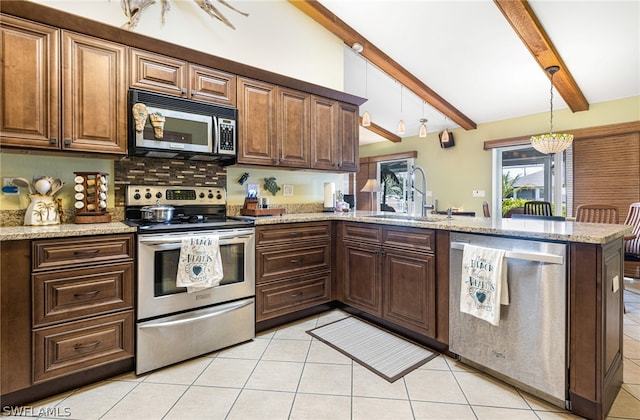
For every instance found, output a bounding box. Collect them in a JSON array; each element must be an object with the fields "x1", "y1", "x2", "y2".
[{"x1": 530, "y1": 66, "x2": 573, "y2": 154}]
